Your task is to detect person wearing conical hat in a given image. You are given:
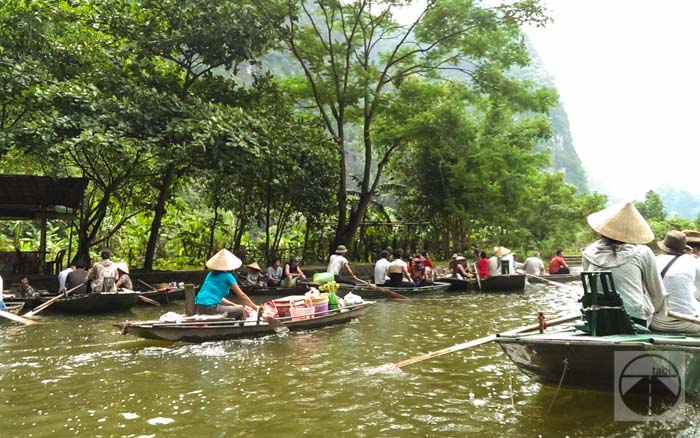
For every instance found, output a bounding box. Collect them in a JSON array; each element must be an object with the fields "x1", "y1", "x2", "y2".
[
  {"x1": 326, "y1": 245, "x2": 357, "y2": 283},
  {"x1": 115, "y1": 261, "x2": 133, "y2": 290},
  {"x1": 649, "y1": 230, "x2": 700, "y2": 333},
  {"x1": 488, "y1": 246, "x2": 514, "y2": 276},
  {"x1": 244, "y1": 262, "x2": 266, "y2": 290},
  {"x1": 582, "y1": 202, "x2": 668, "y2": 327},
  {"x1": 194, "y1": 249, "x2": 258, "y2": 318}
]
